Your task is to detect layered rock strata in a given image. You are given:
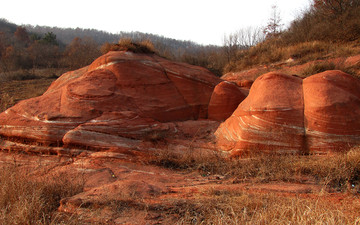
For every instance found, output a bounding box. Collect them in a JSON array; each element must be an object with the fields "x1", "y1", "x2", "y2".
[
  {"x1": 215, "y1": 71, "x2": 360, "y2": 155},
  {"x1": 208, "y1": 81, "x2": 248, "y2": 121},
  {"x1": 0, "y1": 51, "x2": 221, "y2": 151}
]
